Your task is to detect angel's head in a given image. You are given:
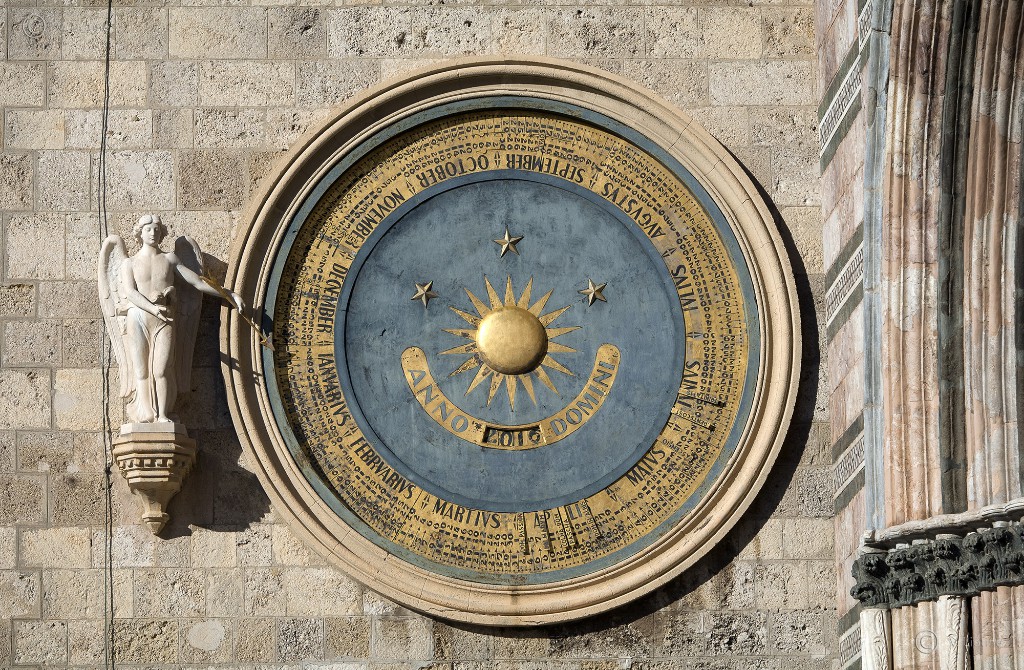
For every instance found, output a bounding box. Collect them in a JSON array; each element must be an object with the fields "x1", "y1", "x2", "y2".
[{"x1": 133, "y1": 215, "x2": 167, "y2": 247}]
